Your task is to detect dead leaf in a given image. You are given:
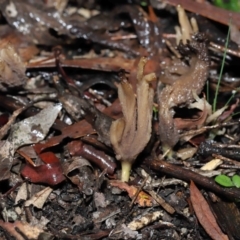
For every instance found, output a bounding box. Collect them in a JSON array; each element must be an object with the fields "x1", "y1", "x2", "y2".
[
  {"x1": 110, "y1": 180, "x2": 154, "y2": 207},
  {"x1": 218, "y1": 99, "x2": 239, "y2": 122},
  {"x1": 27, "y1": 57, "x2": 135, "y2": 72},
  {"x1": 0, "y1": 44, "x2": 26, "y2": 91},
  {"x1": 201, "y1": 159, "x2": 223, "y2": 171},
  {"x1": 64, "y1": 156, "x2": 93, "y2": 174},
  {"x1": 175, "y1": 97, "x2": 210, "y2": 131},
  {"x1": 21, "y1": 159, "x2": 65, "y2": 186},
  {"x1": 0, "y1": 220, "x2": 44, "y2": 240},
  {"x1": 9, "y1": 103, "x2": 62, "y2": 148},
  {"x1": 15, "y1": 182, "x2": 31, "y2": 215},
  {"x1": 0, "y1": 104, "x2": 61, "y2": 181},
  {"x1": 33, "y1": 119, "x2": 94, "y2": 153},
  {"x1": 0, "y1": 104, "x2": 62, "y2": 181},
  {"x1": 176, "y1": 147, "x2": 197, "y2": 160},
  {"x1": 62, "y1": 155, "x2": 96, "y2": 193},
  {"x1": 206, "y1": 106, "x2": 228, "y2": 124},
  {"x1": 63, "y1": 156, "x2": 93, "y2": 186},
  {"x1": 0, "y1": 140, "x2": 15, "y2": 181},
  {"x1": 190, "y1": 181, "x2": 229, "y2": 240},
  {"x1": 25, "y1": 187, "x2": 53, "y2": 209},
  {"x1": 127, "y1": 211, "x2": 163, "y2": 230}
]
